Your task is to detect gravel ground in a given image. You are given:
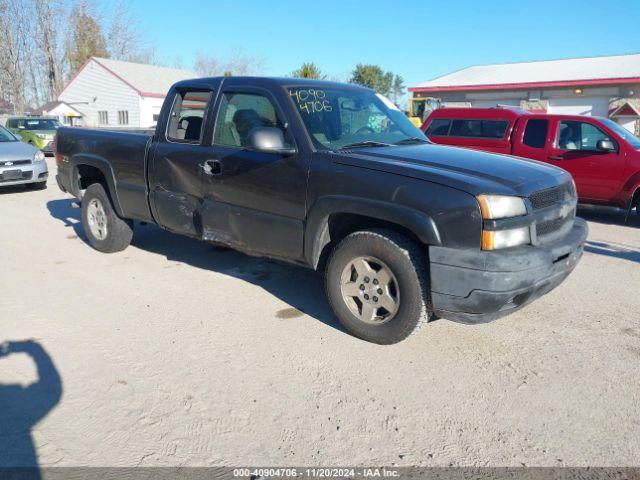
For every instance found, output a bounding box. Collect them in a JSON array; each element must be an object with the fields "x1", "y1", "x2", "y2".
[{"x1": 1, "y1": 157, "x2": 639, "y2": 468}]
